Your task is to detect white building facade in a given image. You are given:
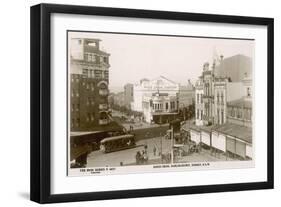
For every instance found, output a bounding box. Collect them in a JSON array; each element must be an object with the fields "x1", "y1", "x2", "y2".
[
  {"x1": 132, "y1": 76, "x2": 180, "y2": 123},
  {"x1": 195, "y1": 77, "x2": 204, "y2": 126}
]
